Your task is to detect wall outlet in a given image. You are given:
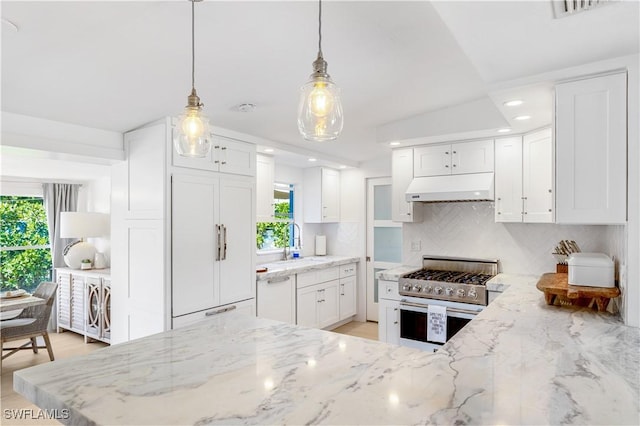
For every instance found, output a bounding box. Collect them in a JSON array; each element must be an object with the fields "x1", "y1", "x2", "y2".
[{"x1": 411, "y1": 240, "x2": 421, "y2": 252}]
